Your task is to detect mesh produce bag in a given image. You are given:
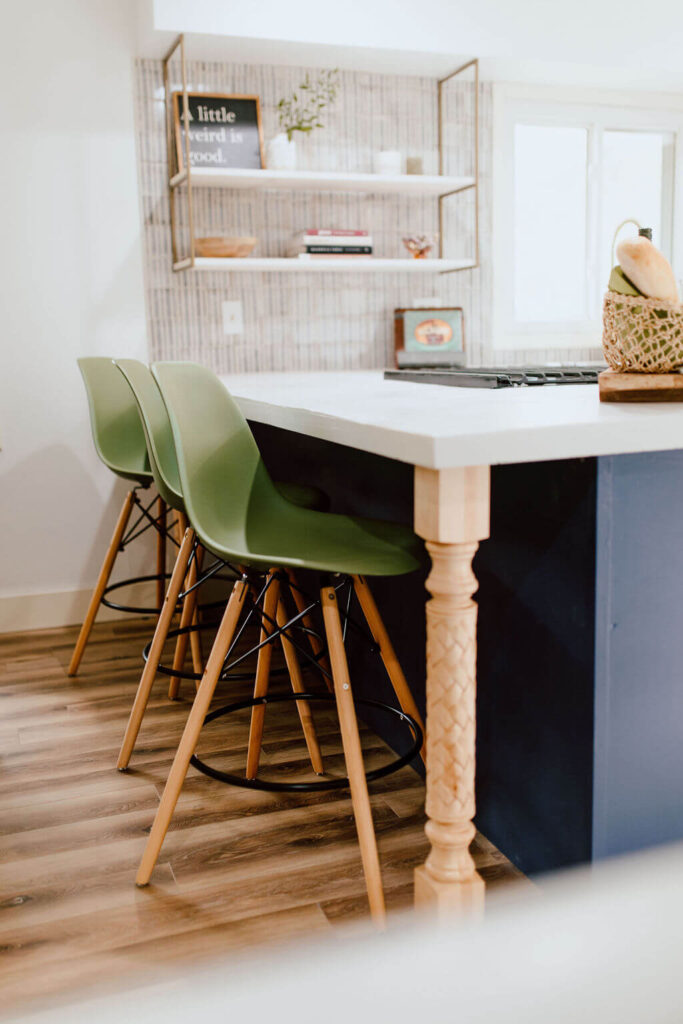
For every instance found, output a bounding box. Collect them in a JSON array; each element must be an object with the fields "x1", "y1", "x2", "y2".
[{"x1": 603, "y1": 291, "x2": 683, "y2": 373}]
